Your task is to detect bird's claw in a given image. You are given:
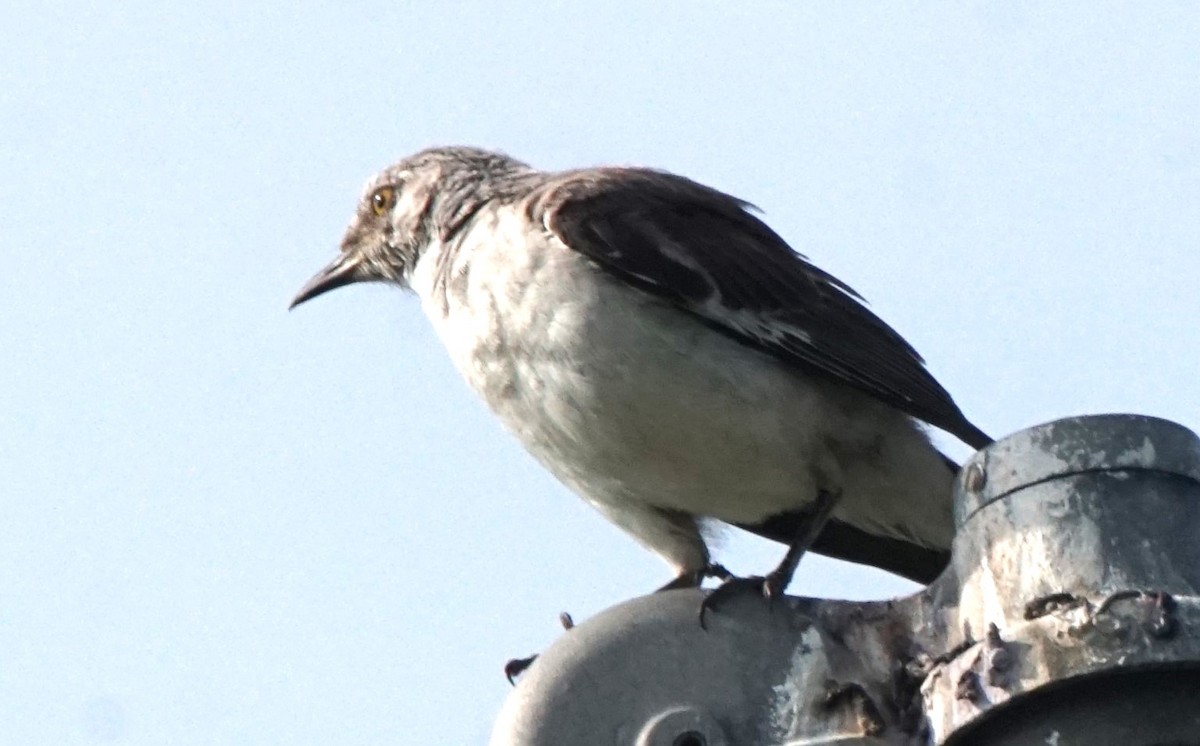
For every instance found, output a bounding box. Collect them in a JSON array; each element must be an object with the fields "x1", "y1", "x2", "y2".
[{"x1": 698, "y1": 571, "x2": 786, "y2": 629}]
